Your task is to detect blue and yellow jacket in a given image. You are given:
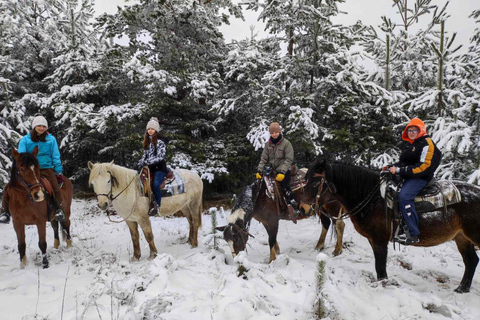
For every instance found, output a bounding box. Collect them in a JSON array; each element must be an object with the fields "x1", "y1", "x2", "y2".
[
  {"x1": 395, "y1": 118, "x2": 442, "y2": 182},
  {"x1": 18, "y1": 133, "x2": 63, "y2": 174}
]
